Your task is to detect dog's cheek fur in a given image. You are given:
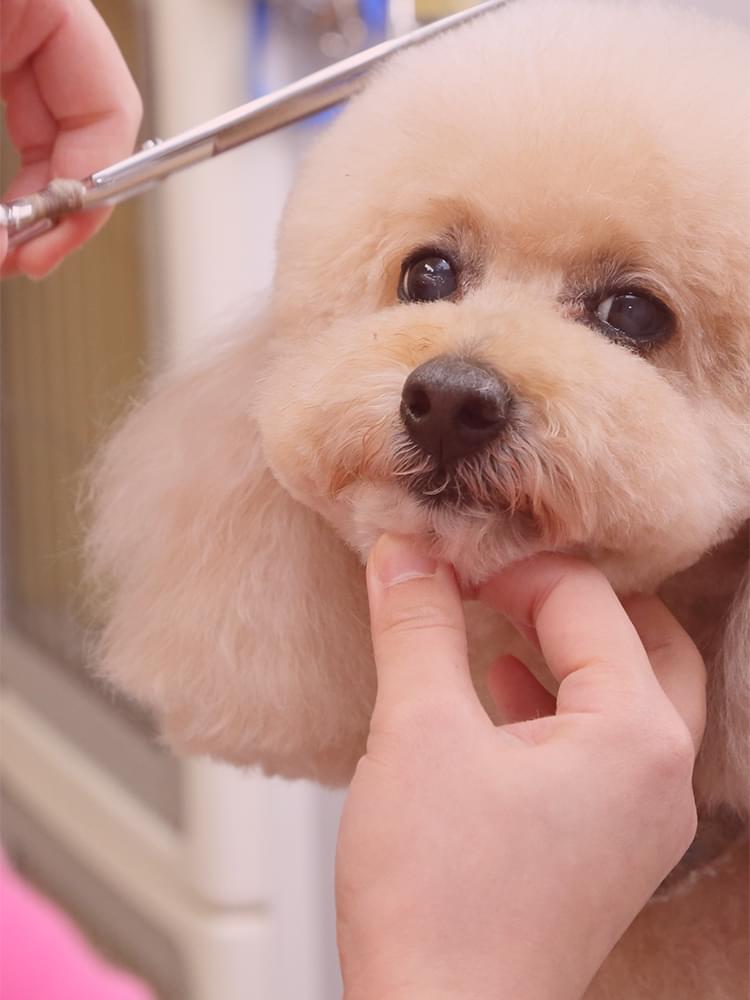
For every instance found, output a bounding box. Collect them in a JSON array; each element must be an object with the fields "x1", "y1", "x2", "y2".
[
  {"x1": 86, "y1": 330, "x2": 374, "y2": 783},
  {"x1": 257, "y1": 325, "x2": 408, "y2": 509}
]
